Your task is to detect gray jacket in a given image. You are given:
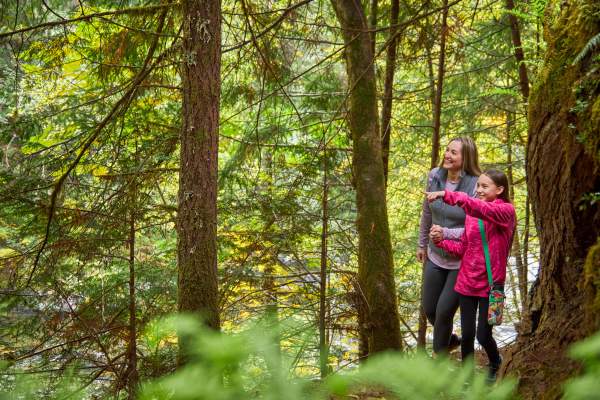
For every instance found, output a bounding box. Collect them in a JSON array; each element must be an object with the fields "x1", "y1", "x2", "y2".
[{"x1": 427, "y1": 168, "x2": 478, "y2": 260}]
